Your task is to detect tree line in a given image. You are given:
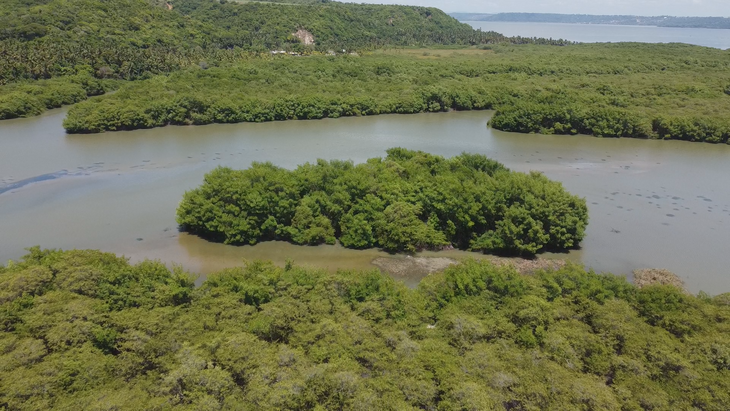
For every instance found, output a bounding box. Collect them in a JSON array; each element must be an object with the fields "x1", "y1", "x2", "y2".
[
  {"x1": 1, "y1": 247, "x2": 728, "y2": 409},
  {"x1": 0, "y1": 0, "x2": 566, "y2": 86},
  {"x1": 489, "y1": 102, "x2": 730, "y2": 143},
  {"x1": 54, "y1": 43, "x2": 730, "y2": 144},
  {"x1": 0, "y1": 72, "x2": 114, "y2": 120},
  {"x1": 0, "y1": 0, "x2": 576, "y2": 121},
  {"x1": 177, "y1": 149, "x2": 588, "y2": 255}
]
